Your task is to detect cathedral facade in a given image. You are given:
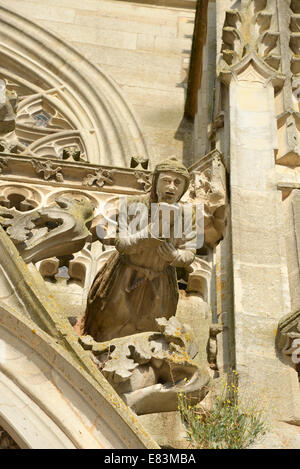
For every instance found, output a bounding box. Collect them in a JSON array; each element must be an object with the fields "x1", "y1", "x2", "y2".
[{"x1": 0, "y1": 0, "x2": 299, "y2": 449}]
